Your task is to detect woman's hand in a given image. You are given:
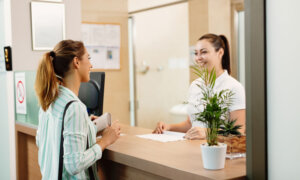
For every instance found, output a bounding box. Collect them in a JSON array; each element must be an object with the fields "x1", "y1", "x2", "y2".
[
  {"x1": 90, "y1": 115, "x2": 98, "y2": 121},
  {"x1": 110, "y1": 120, "x2": 121, "y2": 136},
  {"x1": 184, "y1": 127, "x2": 206, "y2": 140},
  {"x1": 97, "y1": 121, "x2": 120, "y2": 150},
  {"x1": 153, "y1": 121, "x2": 170, "y2": 134}
]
